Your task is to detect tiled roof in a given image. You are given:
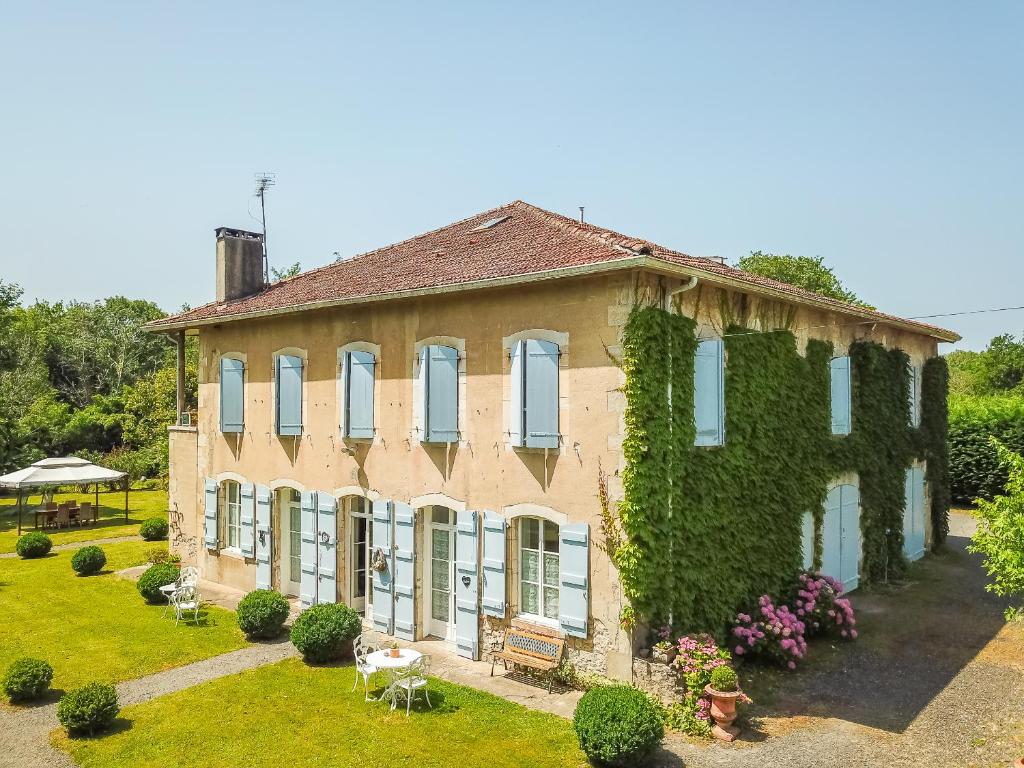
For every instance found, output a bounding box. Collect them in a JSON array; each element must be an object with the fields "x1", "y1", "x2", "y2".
[{"x1": 146, "y1": 200, "x2": 959, "y2": 341}]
